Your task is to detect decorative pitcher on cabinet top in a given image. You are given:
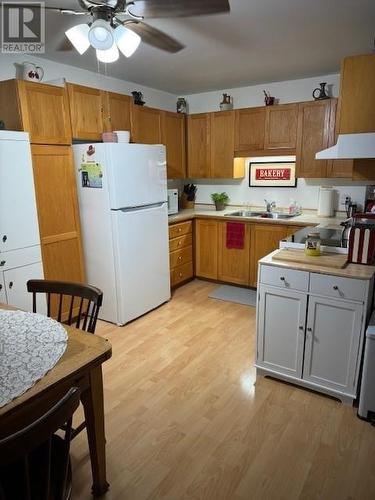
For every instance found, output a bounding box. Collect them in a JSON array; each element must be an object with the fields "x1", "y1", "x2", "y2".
[{"x1": 21, "y1": 62, "x2": 44, "y2": 82}]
